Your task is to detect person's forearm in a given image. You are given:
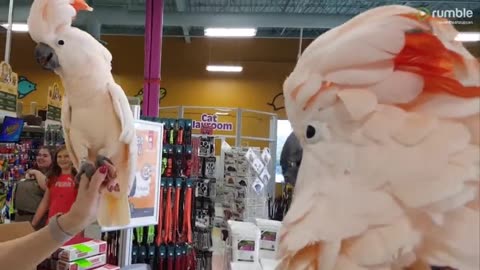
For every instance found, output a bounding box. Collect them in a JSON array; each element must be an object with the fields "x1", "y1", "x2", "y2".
[
  {"x1": 35, "y1": 172, "x2": 47, "y2": 191},
  {"x1": 0, "y1": 213, "x2": 84, "y2": 270},
  {"x1": 32, "y1": 202, "x2": 47, "y2": 227}
]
